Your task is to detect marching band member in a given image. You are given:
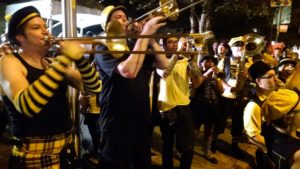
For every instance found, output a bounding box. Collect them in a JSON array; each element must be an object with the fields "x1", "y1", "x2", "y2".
[
  {"x1": 212, "y1": 36, "x2": 247, "y2": 155},
  {"x1": 94, "y1": 5, "x2": 168, "y2": 169},
  {"x1": 0, "y1": 6, "x2": 101, "y2": 168},
  {"x1": 157, "y1": 37, "x2": 199, "y2": 169},
  {"x1": 191, "y1": 55, "x2": 223, "y2": 164}
]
